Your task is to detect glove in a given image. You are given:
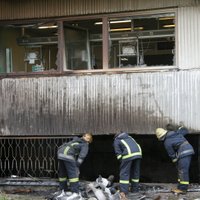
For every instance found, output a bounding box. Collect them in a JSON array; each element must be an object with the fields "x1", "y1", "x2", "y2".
[{"x1": 172, "y1": 158, "x2": 178, "y2": 163}]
